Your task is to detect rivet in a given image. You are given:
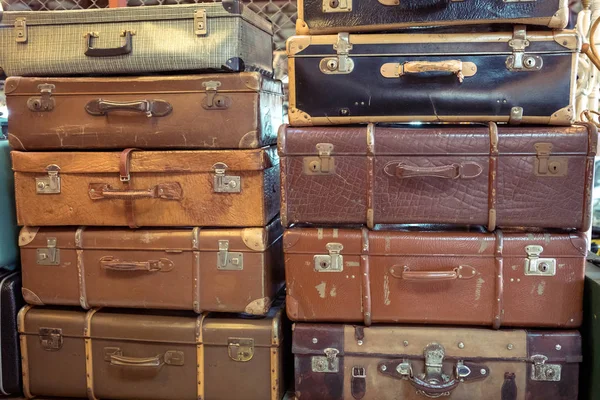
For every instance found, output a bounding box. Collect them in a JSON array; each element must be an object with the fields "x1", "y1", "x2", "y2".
[
  {"x1": 510, "y1": 278, "x2": 514, "y2": 282},
  {"x1": 555, "y1": 344, "x2": 562, "y2": 351},
  {"x1": 507, "y1": 344, "x2": 514, "y2": 350},
  {"x1": 458, "y1": 342, "x2": 465, "y2": 349},
  {"x1": 403, "y1": 341, "x2": 409, "y2": 347},
  {"x1": 481, "y1": 369, "x2": 487, "y2": 375},
  {"x1": 312, "y1": 338, "x2": 318, "y2": 344},
  {"x1": 357, "y1": 340, "x2": 363, "y2": 346},
  {"x1": 381, "y1": 365, "x2": 387, "y2": 372}
]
